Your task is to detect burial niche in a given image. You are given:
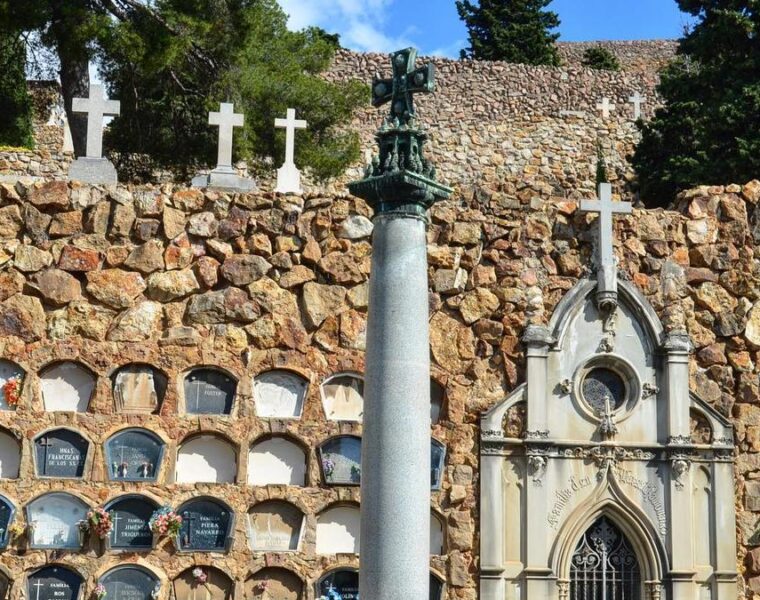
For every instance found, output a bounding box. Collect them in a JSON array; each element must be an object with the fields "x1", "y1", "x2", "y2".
[
  {"x1": 246, "y1": 568, "x2": 303, "y2": 600},
  {"x1": 174, "y1": 567, "x2": 233, "y2": 600},
  {"x1": 430, "y1": 574, "x2": 444, "y2": 600},
  {"x1": 316, "y1": 504, "x2": 360, "y2": 554},
  {"x1": 104, "y1": 495, "x2": 157, "y2": 550},
  {"x1": 34, "y1": 429, "x2": 89, "y2": 478},
  {"x1": 40, "y1": 361, "x2": 95, "y2": 412},
  {"x1": 100, "y1": 567, "x2": 159, "y2": 600},
  {"x1": 570, "y1": 516, "x2": 641, "y2": 600},
  {"x1": 247, "y1": 501, "x2": 304, "y2": 551},
  {"x1": 253, "y1": 370, "x2": 308, "y2": 419},
  {"x1": 0, "y1": 359, "x2": 25, "y2": 410},
  {"x1": 321, "y1": 373, "x2": 363, "y2": 421},
  {"x1": 0, "y1": 495, "x2": 15, "y2": 548},
  {"x1": 112, "y1": 364, "x2": 167, "y2": 414},
  {"x1": 431, "y1": 439, "x2": 446, "y2": 490},
  {"x1": 431, "y1": 379, "x2": 445, "y2": 425},
  {"x1": 176, "y1": 434, "x2": 237, "y2": 484},
  {"x1": 177, "y1": 497, "x2": 233, "y2": 552},
  {"x1": 248, "y1": 437, "x2": 307, "y2": 486},
  {"x1": 430, "y1": 512, "x2": 444, "y2": 555},
  {"x1": 317, "y1": 570, "x2": 358, "y2": 600},
  {"x1": 0, "y1": 570, "x2": 8, "y2": 600},
  {"x1": 105, "y1": 428, "x2": 164, "y2": 481},
  {"x1": 184, "y1": 368, "x2": 237, "y2": 415},
  {"x1": 26, "y1": 492, "x2": 89, "y2": 549},
  {"x1": 28, "y1": 566, "x2": 83, "y2": 600},
  {"x1": 319, "y1": 436, "x2": 361, "y2": 485},
  {"x1": 0, "y1": 428, "x2": 20, "y2": 478}
]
